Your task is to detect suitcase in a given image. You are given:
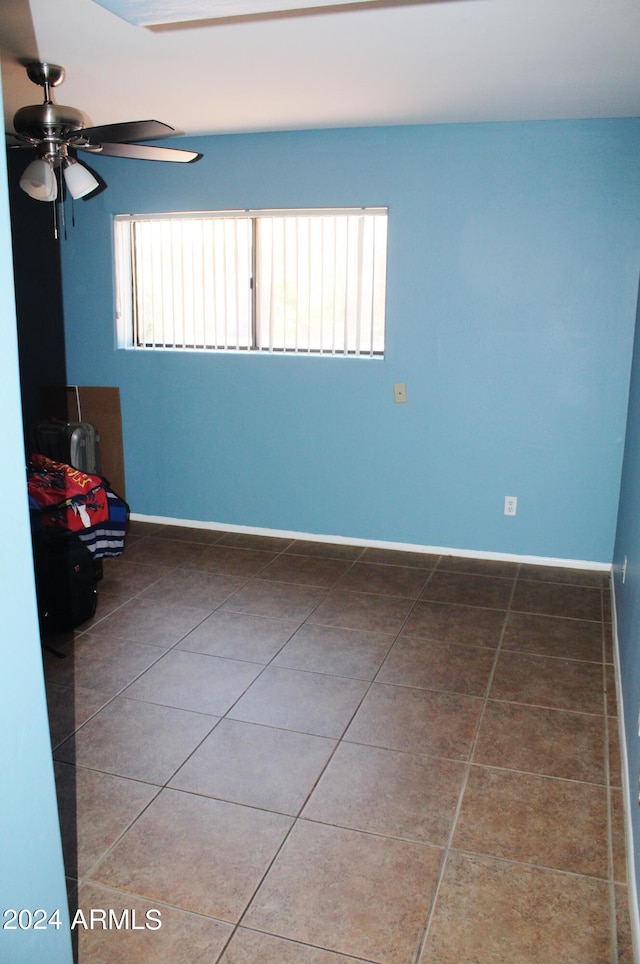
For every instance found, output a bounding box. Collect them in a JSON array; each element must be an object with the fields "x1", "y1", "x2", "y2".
[
  {"x1": 30, "y1": 420, "x2": 101, "y2": 475},
  {"x1": 32, "y1": 529, "x2": 98, "y2": 635}
]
